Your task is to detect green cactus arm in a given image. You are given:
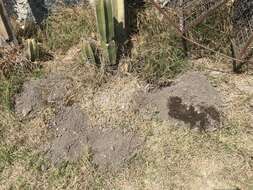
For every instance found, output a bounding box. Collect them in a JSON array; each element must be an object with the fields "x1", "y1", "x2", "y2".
[
  {"x1": 107, "y1": 40, "x2": 117, "y2": 65},
  {"x1": 95, "y1": 0, "x2": 107, "y2": 42},
  {"x1": 84, "y1": 40, "x2": 96, "y2": 64},
  {"x1": 32, "y1": 39, "x2": 39, "y2": 61},
  {"x1": 104, "y1": 0, "x2": 115, "y2": 43}
]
